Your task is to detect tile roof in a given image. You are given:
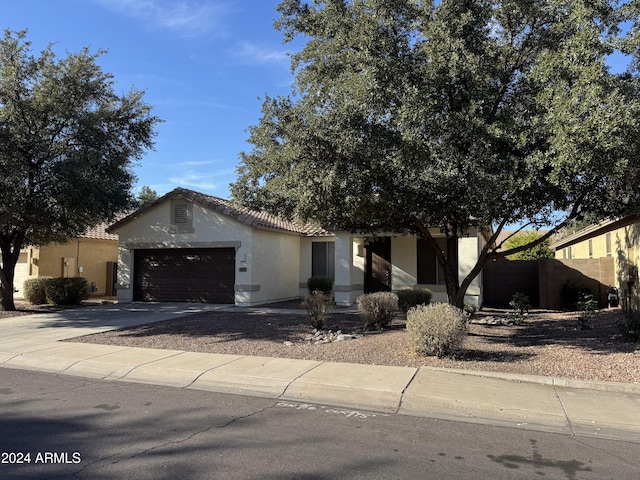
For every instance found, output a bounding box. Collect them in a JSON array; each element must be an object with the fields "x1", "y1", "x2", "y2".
[
  {"x1": 82, "y1": 223, "x2": 119, "y2": 241},
  {"x1": 108, "y1": 187, "x2": 329, "y2": 236}
]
